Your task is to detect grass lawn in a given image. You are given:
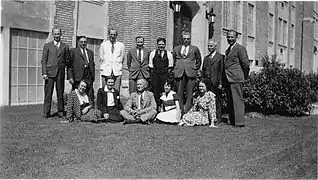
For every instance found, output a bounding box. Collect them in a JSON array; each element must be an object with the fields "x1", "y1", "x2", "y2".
[{"x1": 0, "y1": 105, "x2": 317, "y2": 178}]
